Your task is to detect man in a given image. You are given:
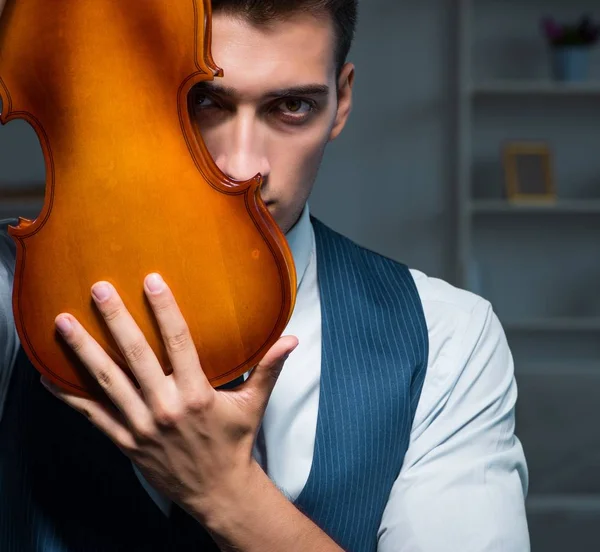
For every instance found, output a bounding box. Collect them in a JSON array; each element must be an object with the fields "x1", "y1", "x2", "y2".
[{"x1": 0, "y1": 0, "x2": 530, "y2": 550}]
